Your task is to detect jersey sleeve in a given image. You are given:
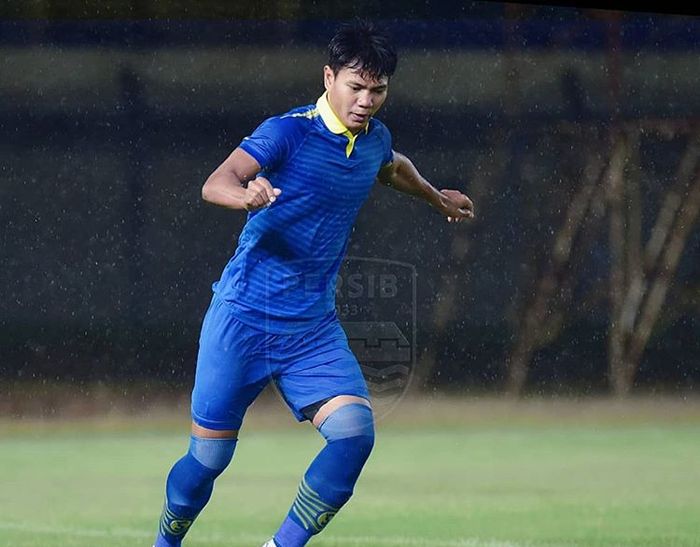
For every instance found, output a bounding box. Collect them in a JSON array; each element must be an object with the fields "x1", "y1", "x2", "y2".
[{"x1": 239, "y1": 116, "x2": 299, "y2": 171}]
